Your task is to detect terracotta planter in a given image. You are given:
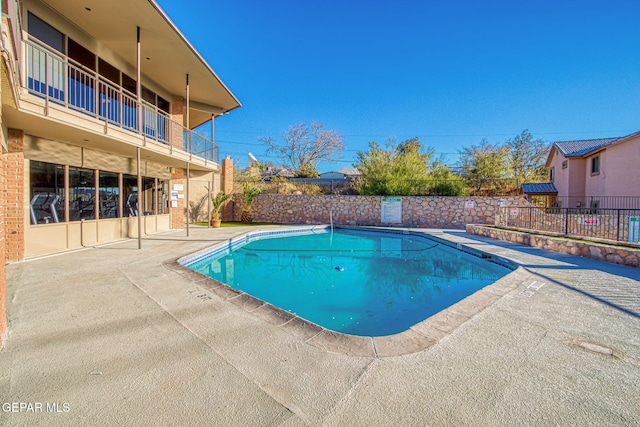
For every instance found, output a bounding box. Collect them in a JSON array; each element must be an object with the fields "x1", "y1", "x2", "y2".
[{"x1": 210, "y1": 218, "x2": 222, "y2": 228}]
